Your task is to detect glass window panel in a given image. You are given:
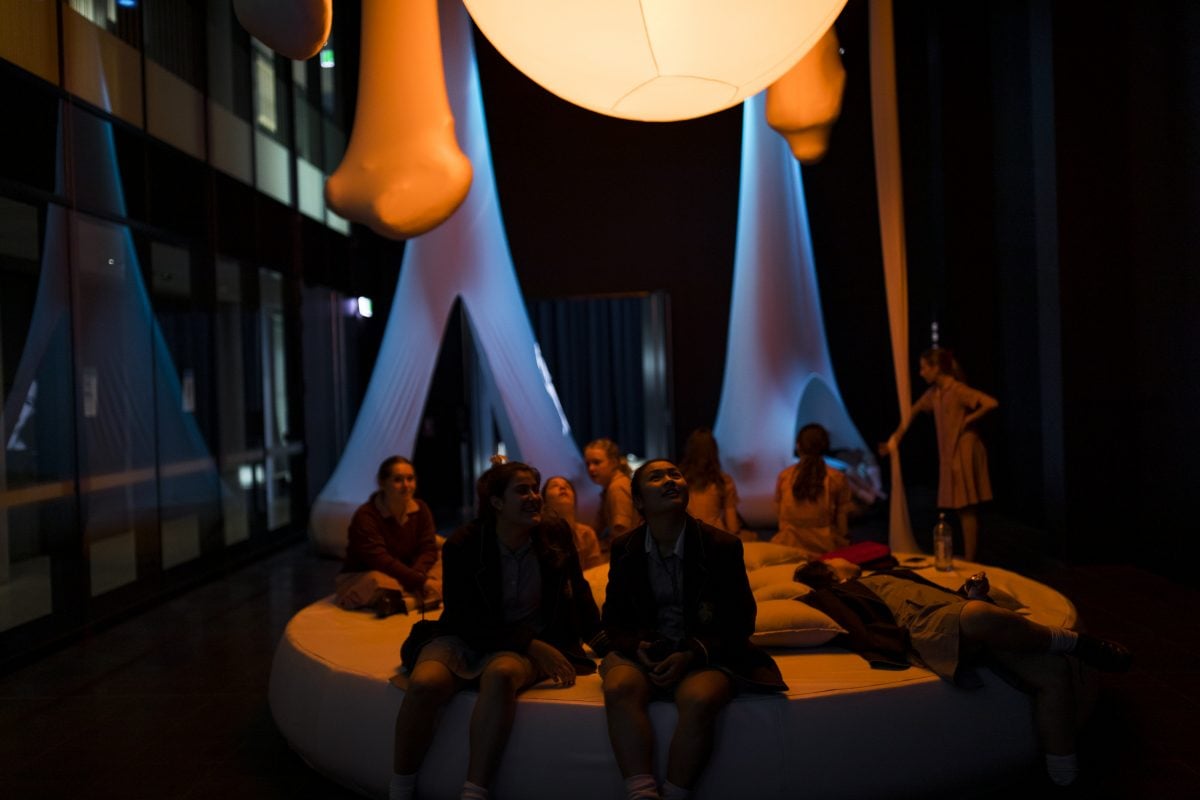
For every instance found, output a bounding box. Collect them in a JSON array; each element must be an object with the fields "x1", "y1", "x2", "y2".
[
  {"x1": 215, "y1": 258, "x2": 262, "y2": 542},
  {"x1": 321, "y1": 119, "x2": 346, "y2": 174},
  {"x1": 2, "y1": 197, "x2": 75, "y2": 630},
  {"x1": 63, "y1": 2, "x2": 144, "y2": 127},
  {"x1": 67, "y1": 0, "x2": 143, "y2": 48},
  {"x1": 146, "y1": 240, "x2": 222, "y2": 569},
  {"x1": 0, "y1": 82, "x2": 59, "y2": 195},
  {"x1": 69, "y1": 211, "x2": 156, "y2": 596},
  {"x1": 143, "y1": 0, "x2": 204, "y2": 89},
  {"x1": 206, "y1": 0, "x2": 251, "y2": 120},
  {"x1": 296, "y1": 157, "x2": 325, "y2": 221},
  {"x1": 252, "y1": 39, "x2": 280, "y2": 135},
  {"x1": 254, "y1": 131, "x2": 293, "y2": 206},
  {"x1": 259, "y1": 269, "x2": 294, "y2": 530},
  {"x1": 0, "y1": 0, "x2": 61, "y2": 85},
  {"x1": 145, "y1": 61, "x2": 206, "y2": 159},
  {"x1": 70, "y1": 106, "x2": 137, "y2": 220}
]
